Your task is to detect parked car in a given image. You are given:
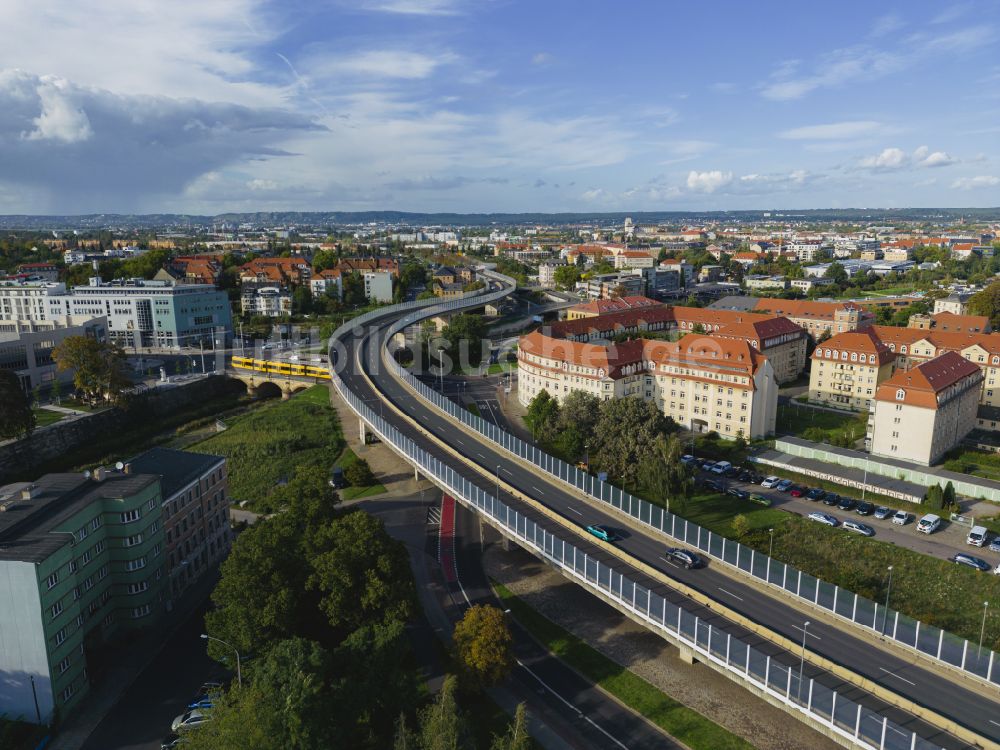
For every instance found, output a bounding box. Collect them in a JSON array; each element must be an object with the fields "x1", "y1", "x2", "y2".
[
  {"x1": 664, "y1": 548, "x2": 703, "y2": 569},
  {"x1": 967, "y1": 526, "x2": 989, "y2": 547},
  {"x1": 891, "y1": 510, "x2": 912, "y2": 526},
  {"x1": 171, "y1": 710, "x2": 211, "y2": 732},
  {"x1": 161, "y1": 735, "x2": 186, "y2": 750},
  {"x1": 842, "y1": 520, "x2": 875, "y2": 537},
  {"x1": 775, "y1": 479, "x2": 794, "y2": 492},
  {"x1": 704, "y1": 478, "x2": 724, "y2": 492},
  {"x1": 761, "y1": 476, "x2": 781, "y2": 489},
  {"x1": 187, "y1": 697, "x2": 214, "y2": 710},
  {"x1": 917, "y1": 514, "x2": 941, "y2": 534},
  {"x1": 855, "y1": 501, "x2": 873, "y2": 516},
  {"x1": 950, "y1": 553, "x2": 992, "y2": 572},
  {"x1": 328, "y1": 466, "x2": 347, "y2": 489},
  {"x1": 788, "y1": 485, "x2": 805, "y2": 498},
  {"x1": 680, "y1": 454, "x2": 697, "y2": 466},
  {"x1": 749, "y1": 493, "x2": 772, "y2": 507},
  {"x1": 727, "y1": 487, "x2": 749, "y2": 500},
  {"x1": 808, "y1": 511, "x2": 839, "y2": 527},
  {"x1": 737, "y1": 469, "x2": 754, "y2": 482},
  {"x1": 873, "y1": 506, "x2": 892, "y2": 520},
  {"x1": 988, "y1": 538, "x2": 1000, "y2": 554},
  {"x1": 746, "y1": 472, "x2": 763, "y2": 484},
  {"x1": 837, "y1": 497, "x2": 855, "y2": 512},
  {"x1": 711, "y1": 461, "x2": 733, "y2": 475},
  {"x1": 585, "y1": 524, "x2": 617, "y2": 542},
  {"x1": 723, "y1": 466, "x2": 740, "y2": 478},
  {"x1": 805, "y1": 488, "x2": 825, "y2": 501},
  {"x1": 821, "y1": 492, "x2": 840, "y2": 506}
]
